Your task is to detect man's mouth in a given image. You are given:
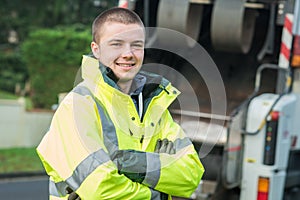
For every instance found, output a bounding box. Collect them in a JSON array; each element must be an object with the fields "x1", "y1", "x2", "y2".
[{"x1": 116, "y1": 63, "x2": 135, "y2": 68}]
